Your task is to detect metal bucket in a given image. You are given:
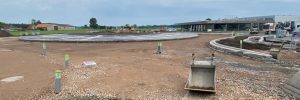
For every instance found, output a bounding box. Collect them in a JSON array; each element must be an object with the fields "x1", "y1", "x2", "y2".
[
  {"x1": 185, "y1": 61, "x2": 216, "y2": 92},
  {"x1": 270, "y1": 48, "x2": 280, "y2": 59}
]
